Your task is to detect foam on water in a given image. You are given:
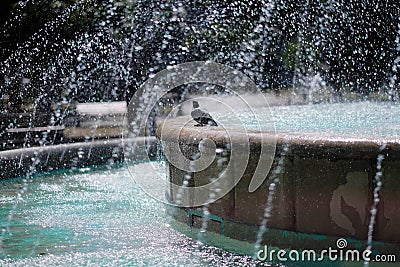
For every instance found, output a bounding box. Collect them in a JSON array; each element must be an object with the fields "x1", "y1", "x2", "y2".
[{"x1": 0, "y1": 164, "x2": 270, "y2": 267}]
